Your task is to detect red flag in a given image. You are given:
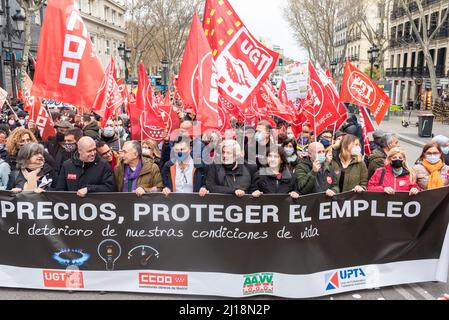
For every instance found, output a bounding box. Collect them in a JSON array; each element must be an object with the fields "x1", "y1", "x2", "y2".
[
  {"x1": 22, "y1": 73, "x2": 34, "y2": 113},
  {"x1": 178, "y1": 13, "x2": 219, "y2": 129},
  {"x1": 31, "y1": 0, "x2": 104, "y2": 112},
  {"x1": 256, "y1": 82, "x2": 294, "y2": 123},
  {"x1": 358, "y1": 108, "x2": 374, "y2": 156},
  {"x1": 29, "y1": 99, "x2": 57, "y2": 141},
  {"x1": 203, "y1": 0, "x2": 279, "y2": 107},
  {"x1": 130, "y1": 64, "x2": 167, "y2": 141},
  {"x1": 92, "y1": 56, "x2": 124, "y2": 127},
  {"x1": 278, "y1": 80, "x2": 289, "y2": 105},
  {"x1": 340, "y1": 60, "x2": 390, "y2": 124},
  {"x1": 303, "y1": 62, "x2": 340, "y2": 136},
  {"x1": 159, "y1": 104, "x2": 180, "y2": 135}
]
